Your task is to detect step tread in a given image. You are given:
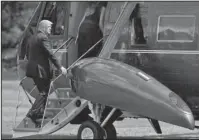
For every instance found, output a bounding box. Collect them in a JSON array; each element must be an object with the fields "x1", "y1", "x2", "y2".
[
  {"x1": 46, "y1": 108, "x2": 62, "y2": 110},
  {"x1": 48, "y1": 98, "x2": 74, "y2": 100},
  {"x1": 35, "y1": 118, "x2": 52, "y2": 122},
  {"x1": 13, "y1": 127, "x2": 41, "y2": 132},
  {"x1": 53, "y1": 88, "x2": 71, "y2": 92}
]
